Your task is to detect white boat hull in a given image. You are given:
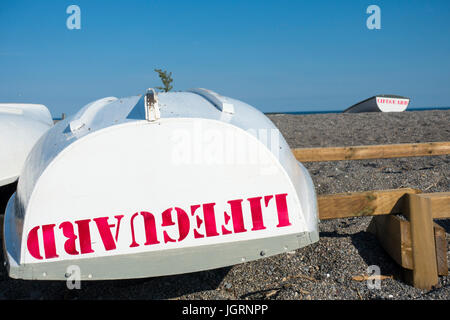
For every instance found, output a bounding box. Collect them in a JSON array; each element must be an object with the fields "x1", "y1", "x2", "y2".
[
  {"x1": 3, "y1": 89, "x2": 319, "y2": 280},
  {"x1": 344, "y1": 95, "x2": 410, "y2": 113},
  {"x1": 0, "y1": 104, "x2": 53, "y2": 187}
]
